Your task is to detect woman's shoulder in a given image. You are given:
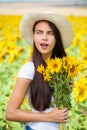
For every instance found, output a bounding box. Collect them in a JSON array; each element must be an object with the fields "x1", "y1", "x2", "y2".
[
  {"x1": 18, "y1": 61, "x2": 35, "y2": 80},
  {"x1": 23, "y1": 61, "x2": 34, "y2": 67}
]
